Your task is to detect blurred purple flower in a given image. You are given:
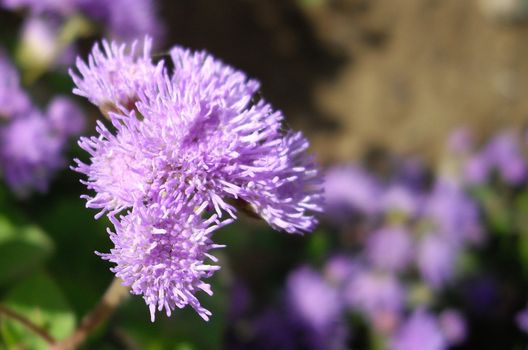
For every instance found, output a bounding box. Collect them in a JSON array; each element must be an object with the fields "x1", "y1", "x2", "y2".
[
  {"x1": 465, "y1": 130, "x2": 526, "y2": 186},
  {"x1": 0, "y1": 51, "x2": 30, "y2": 119},
  {"x1": 345, "y1": 269, "x2": 405, "y2": 320},
  {"x1": 325, "y1": 165, "x2": 382, "y2": 216},
  {"x1": 0, "y1": 0, "x2": 77, "y2": 15},
  {"x1": 47, "y1": 96, "x2": 85, "y2": 137},
  {"x1": 366, "y1": 225, "x2": 414, "y2": 273},
  {"x1": 485, "y1": 131, "x2": 526, "y2": 185},
  {"x1": 18, "y1": 15, "x2": 61, "y2": 68},
  {"x1": 83, "y1": 0, "x2": 162, "y2": 41},
  {"x1": 0, "y1": 112, "x2": 64, "y2": 196},
  {"x1": 391, "y1": 309, "x2": 447, "y2": 350},
  {"x1": 425, "y1": 179, "x2": 482, "y2": 246},
  {"x1": 464, "y1": 153, "x2": 491, "y2": 185},
  {"x1": 395, "y1": 157, "x2": 428, "y2": 192},
  {"x1": 1, "y1": 0, "x2": 162, "y2": 42},
  {"x1": 287, "y1": 266, "x2": 344, "y2": 345},
  {"x1": 381, "y1": 185, "x2": 420, "y2": 217},
  {"x1": 416, "y1": 233, "x2": 457, "y2": 289},
  {"x1": 516, "y1": 304, "x2": 528, "y2": 334},
  {"x1": 439, "y1": 309, "x2": 467, "y2": 345},
  {"x1": 324, "y1": 255, "x2": 360, "y2": 287},
  {"x1": 249, "y1": 267, "x2": 348, "y2": 350}
]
